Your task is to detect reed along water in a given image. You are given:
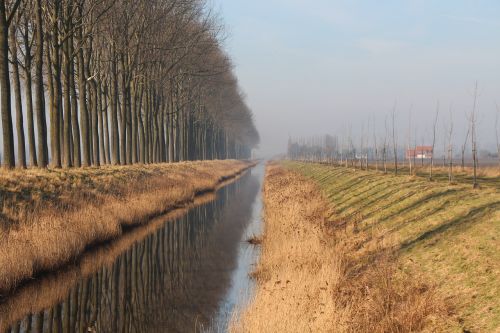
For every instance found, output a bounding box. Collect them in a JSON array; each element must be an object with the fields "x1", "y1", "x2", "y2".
[{"x1": 0, "y1": 164, "x2": 264, "y2": 333}]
